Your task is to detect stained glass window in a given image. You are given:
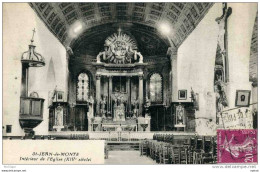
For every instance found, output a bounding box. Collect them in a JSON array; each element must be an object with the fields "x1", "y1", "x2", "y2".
[
  {"x1": 150, "y1": 73, "x2": 162, "y2": 103},
  {"x1": 77, "y1": 73, "x2": 89, "y2": 101}
]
